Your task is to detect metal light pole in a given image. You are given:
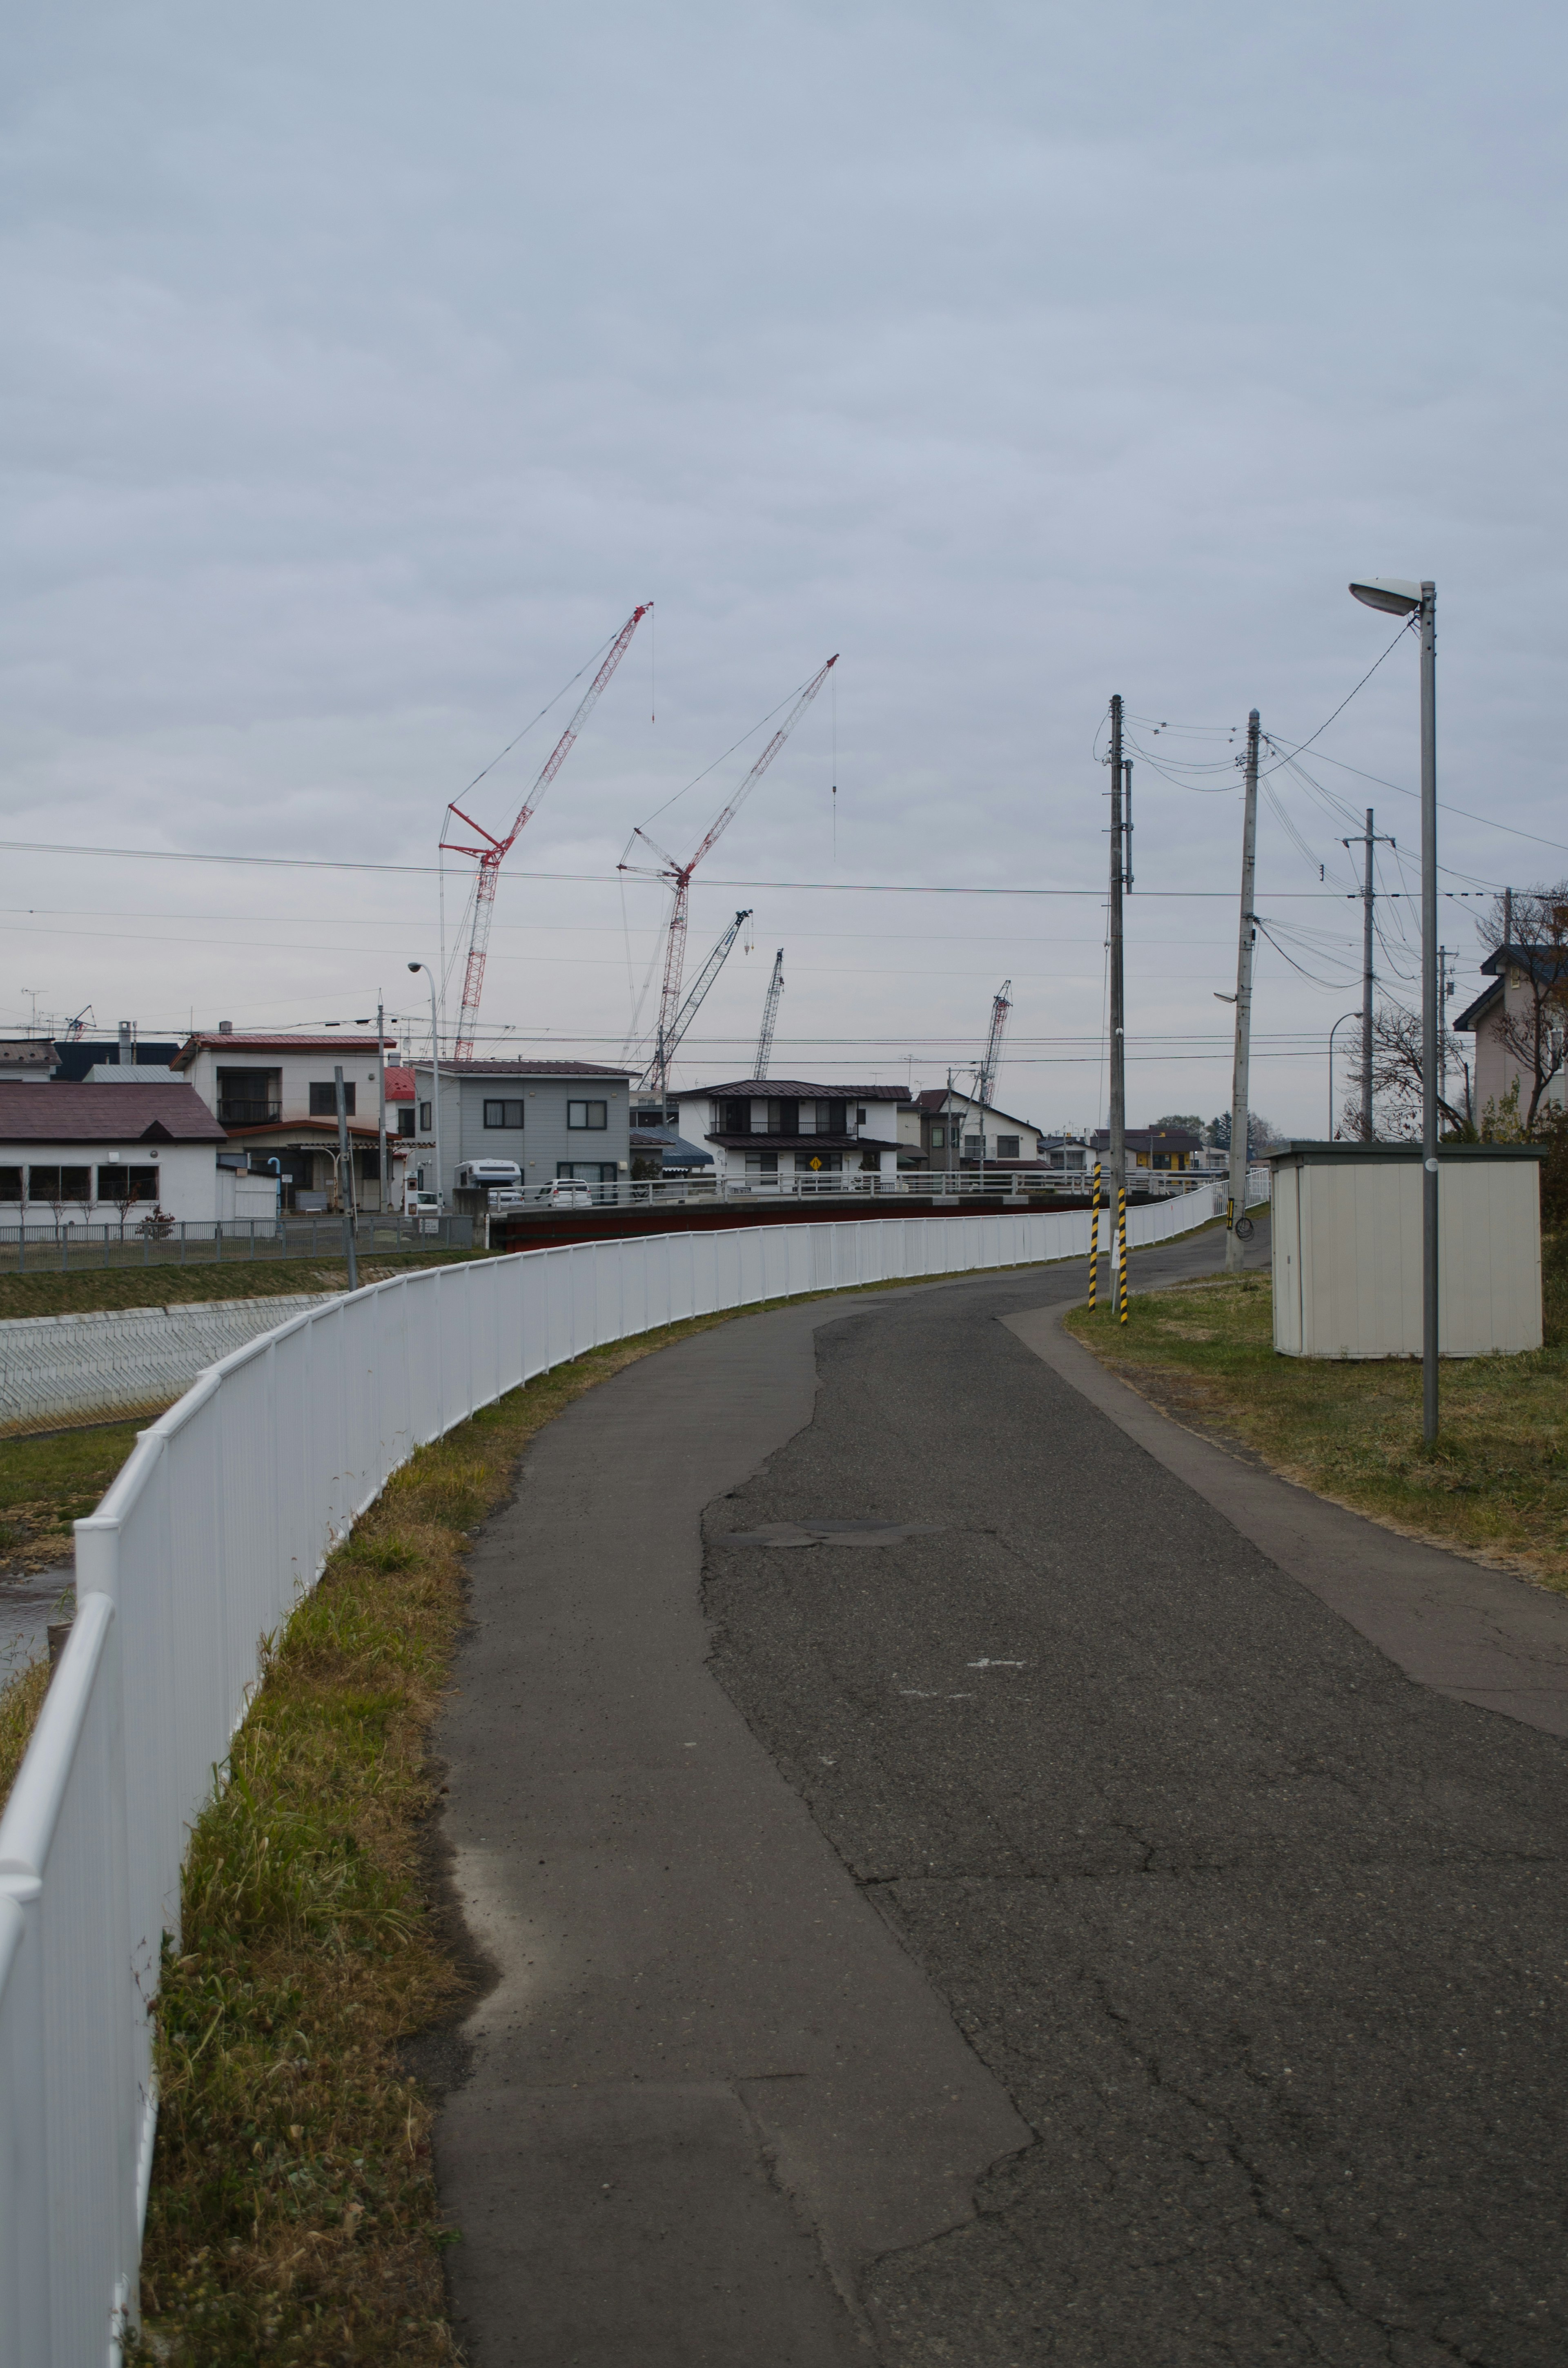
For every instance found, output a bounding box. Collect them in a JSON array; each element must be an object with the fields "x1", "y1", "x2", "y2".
[
  {"x1": 1327, "y1": 1010, "x2": 1361, "y2": 1137},
  {"x1": 1224, "y1": 710, "x2": 1260, "y2": 1273},
  {"x1": 333, "y1": 1065, "x2": 359, "y2": 1291},
  {"x1": 408, "y1": 961, "x2": 443, "y2": 1220},
  {"x1": 1349, "y1": 578, "x2": 1438, "y2": 1442}
]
